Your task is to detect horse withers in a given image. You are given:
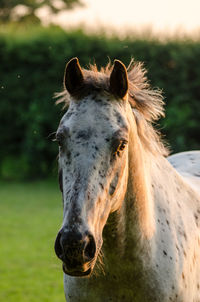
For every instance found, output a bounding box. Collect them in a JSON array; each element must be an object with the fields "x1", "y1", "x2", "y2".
[{"x1": 54, "y1": 57, "x2": 200, "y2": 302}]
